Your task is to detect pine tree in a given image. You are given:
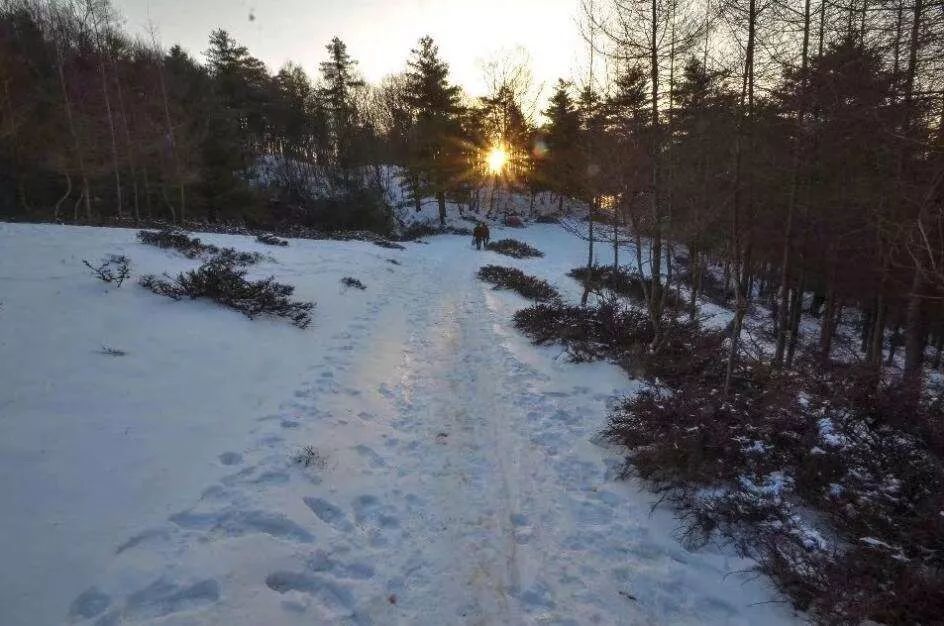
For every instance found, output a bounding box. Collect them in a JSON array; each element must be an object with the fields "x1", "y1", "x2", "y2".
[
  {"x1": 201, "y1": 30, "x2": 265, "y2": 221},
  {"x1": 541, "y1": 79, "x2": 581, "y2": 212},
  {"x1": 403, "y1": 35, "x2": 461, "y2": 225},
  {"x1": 319, "y1": 37, "x2": 363, "y2": 171}
]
